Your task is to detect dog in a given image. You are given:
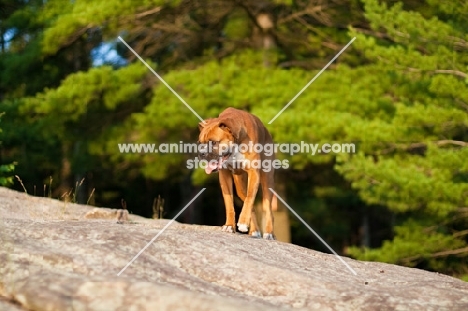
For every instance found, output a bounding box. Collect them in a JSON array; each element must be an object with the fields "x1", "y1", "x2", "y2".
[{"x1": 198, "y1": 107, "x2": 277, "y2": 239}]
